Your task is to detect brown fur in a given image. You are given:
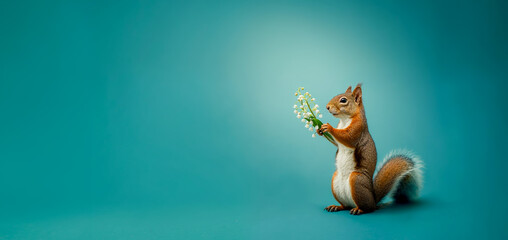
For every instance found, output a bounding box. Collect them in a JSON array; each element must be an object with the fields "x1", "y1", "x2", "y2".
[
  {"x1": 321, "y1": 113, "x2": 363, "y2": 148},
  {"x1": 373, "y1": 157, "x2": 412, "y2": 203},
  {"x1": 349, "y1": 171, "x2": 376, "y2": 214},
  {"x1": 321, "y1": 85, "x2": 419, "y2": 214},
  {"x1": 321, "y1": 84, "x2": 405, "y2": 215}
]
